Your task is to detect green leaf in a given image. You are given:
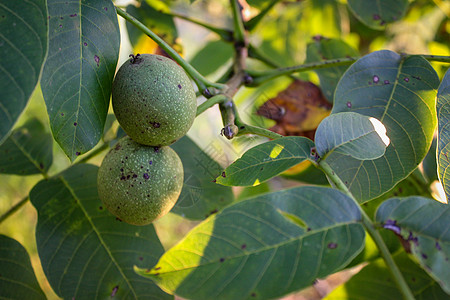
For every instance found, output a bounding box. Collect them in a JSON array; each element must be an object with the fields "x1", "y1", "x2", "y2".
[
  {"x1": 126, "y1": 1, "x2": 180, "y2": 53},
  {"x1": 376, "y1": 197, "x2": 450, "y2": 294},
  {"x1": 327, "y1": 251, "x2": 448, "y2": 299},
  {"x1": 305, "y1": 38, "x2": 359, "y2": 102},
  {"x1": 41, "y1": 0, "x2": 120, "y2": 161},
  {"x1": 136, "y1": 186, "x2": 365, "y2": 300},
  {"x1": 190, "y1": 40, "x2": 233, "y2": 77},
  {"x1": 29, "y1": 164, "x2": 171, "y2": 300},
  {"x1": 0, "y1": 0, "x2": 48, "y2": 145},
  {"x1": 315, "y1": 112, "x2": 388, "y2": 160},
  {"x1": 216, "y1": 136, "x2": 314, "y2": 186},
  {"x1": 437, "y1": 69, "x2": 450, "y2": 202},
  {"x1": 0, "y1": 118, "x2": 53, "y2": 175},
  {"x1": 347, "y1": 0, "x2": 409, "y2": 30},
  {"x1": 170, "y1": 136, "x2": 234, "y2": 220},
  {"x1": 0, "y1": 235, "x2": 46, "y2": 300},
  {"x1": 326, "y1": 50, "x2": 439, "y2": 202}
]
